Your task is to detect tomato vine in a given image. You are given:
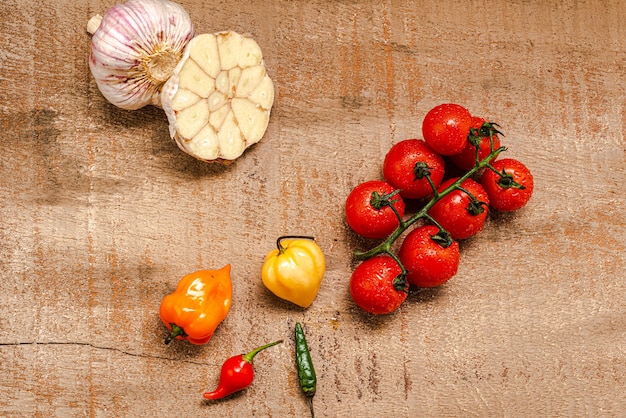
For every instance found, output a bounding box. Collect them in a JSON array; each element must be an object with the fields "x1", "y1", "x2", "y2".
[
  {"x1": 347, "y1": 104, "x2": 535, "y2": 314},
  {"x1": 353, "y1": 141, "x2": 505, "y2": 264}
]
